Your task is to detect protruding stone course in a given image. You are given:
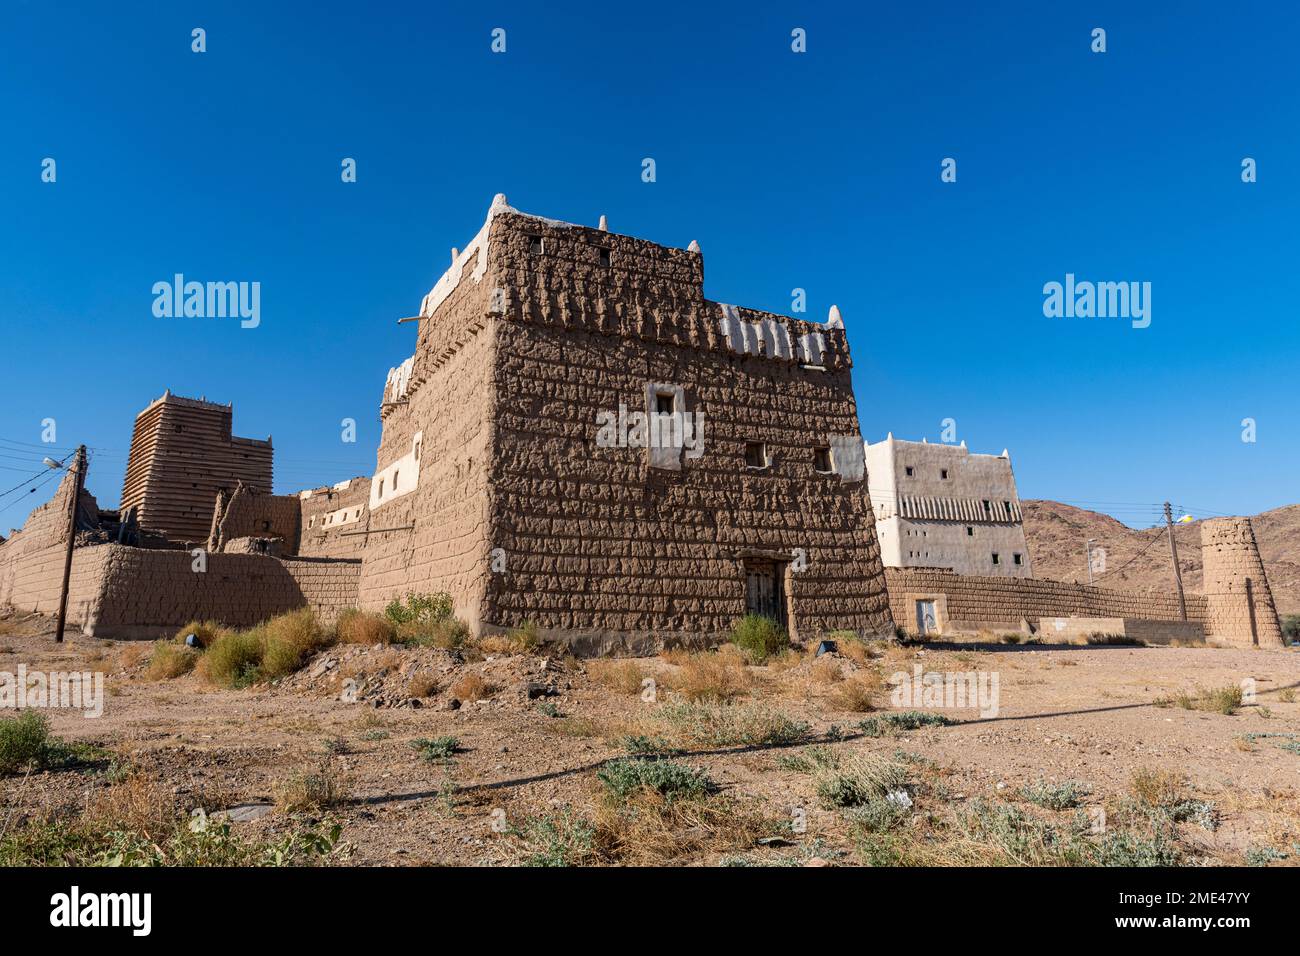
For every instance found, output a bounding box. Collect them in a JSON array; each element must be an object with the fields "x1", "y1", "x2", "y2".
[{"x1": 1200, "y1": 517, "x2": 1283, "y2": 647}]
